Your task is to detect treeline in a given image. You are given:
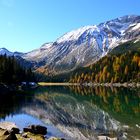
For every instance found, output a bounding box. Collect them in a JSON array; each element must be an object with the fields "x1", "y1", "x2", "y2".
[
  {"x1": 69, "y1": 41, "x2": 140, "y2": 83},
  {"x1": 69, "y1": 86, "x2": 140, "y2": 115},
  {"x1": 0, "y1": 54, "x2": 35, "y2": 84}
]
